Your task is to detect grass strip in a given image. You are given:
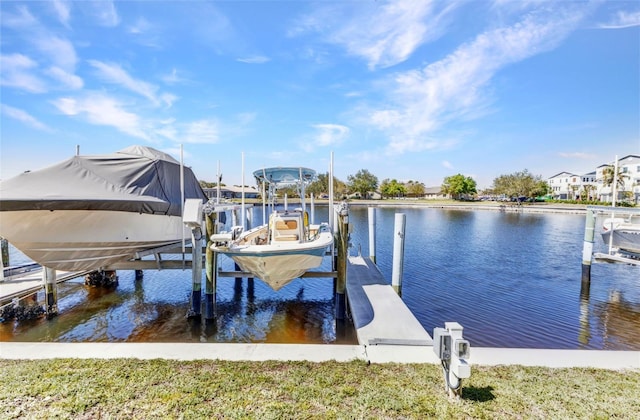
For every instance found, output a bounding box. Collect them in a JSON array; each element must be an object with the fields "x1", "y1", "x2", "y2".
[{"x1": 1, "y1": 359, "x2": 638, "y2": 419}]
